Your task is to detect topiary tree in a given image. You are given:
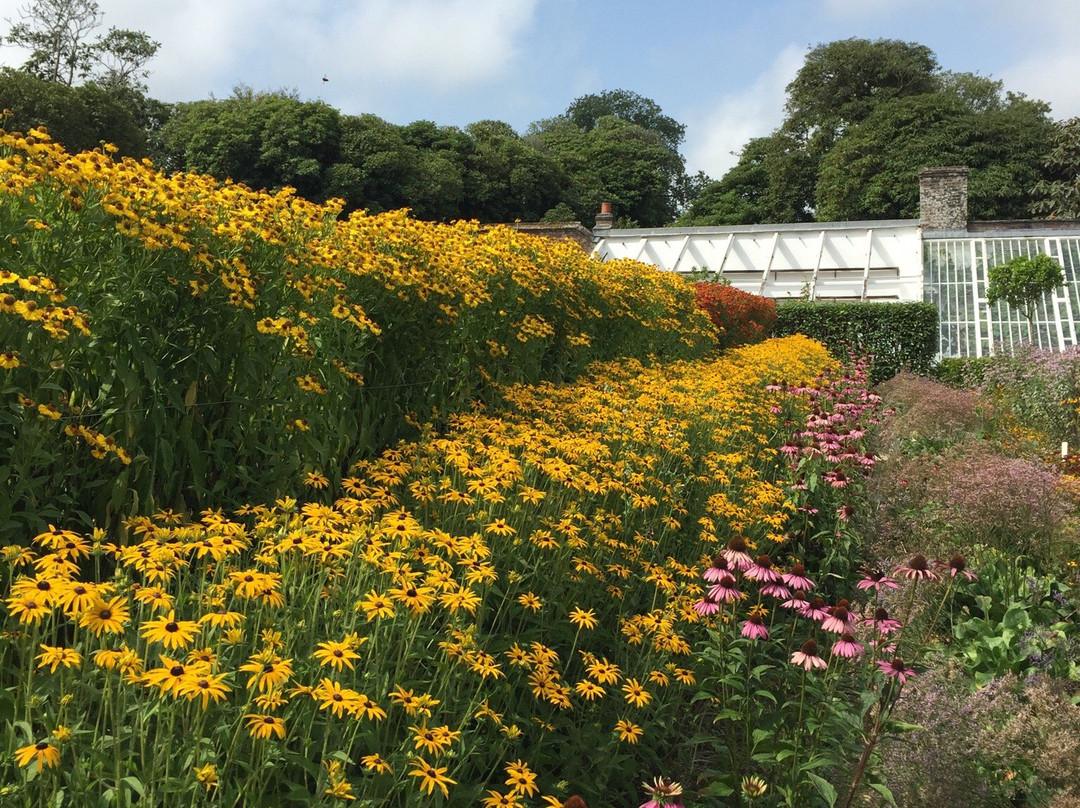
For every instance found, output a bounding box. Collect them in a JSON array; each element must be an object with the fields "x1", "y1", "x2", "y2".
[{"x1": 985, "y1": 254, "x2": 1065, "y2": 323}]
